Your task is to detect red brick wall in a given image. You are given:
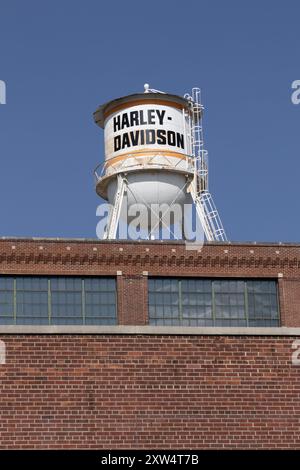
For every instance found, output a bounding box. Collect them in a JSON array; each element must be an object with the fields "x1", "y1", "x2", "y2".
[
  {"x1": 279, "y1": 279, "x2": 300, "y2": 327},
  {"x1": 0, "y1": 334, "x2": 299, "y2": 449},
  {"x1": 117, "y1": 275, "x2": 148, "y2": 325},
  {"x1": 0, "y1": 239, "x2": 300, "y2": 326}
]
